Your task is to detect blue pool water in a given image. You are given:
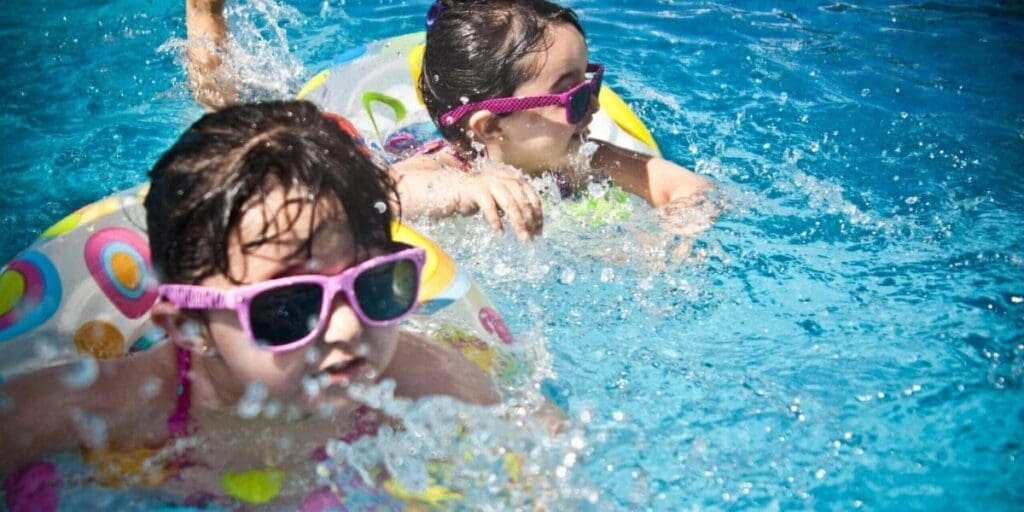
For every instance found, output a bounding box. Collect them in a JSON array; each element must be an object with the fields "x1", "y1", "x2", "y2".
[{"x1": 2, "y1": 0, "x2": 1023, "y2": 509}]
